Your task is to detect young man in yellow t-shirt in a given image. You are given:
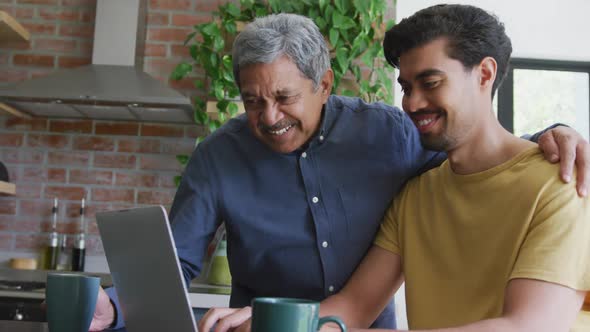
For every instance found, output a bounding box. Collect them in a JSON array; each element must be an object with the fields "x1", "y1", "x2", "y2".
[{"x1": 317, "y1": 4, "x2": 590, "y2": 332}]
